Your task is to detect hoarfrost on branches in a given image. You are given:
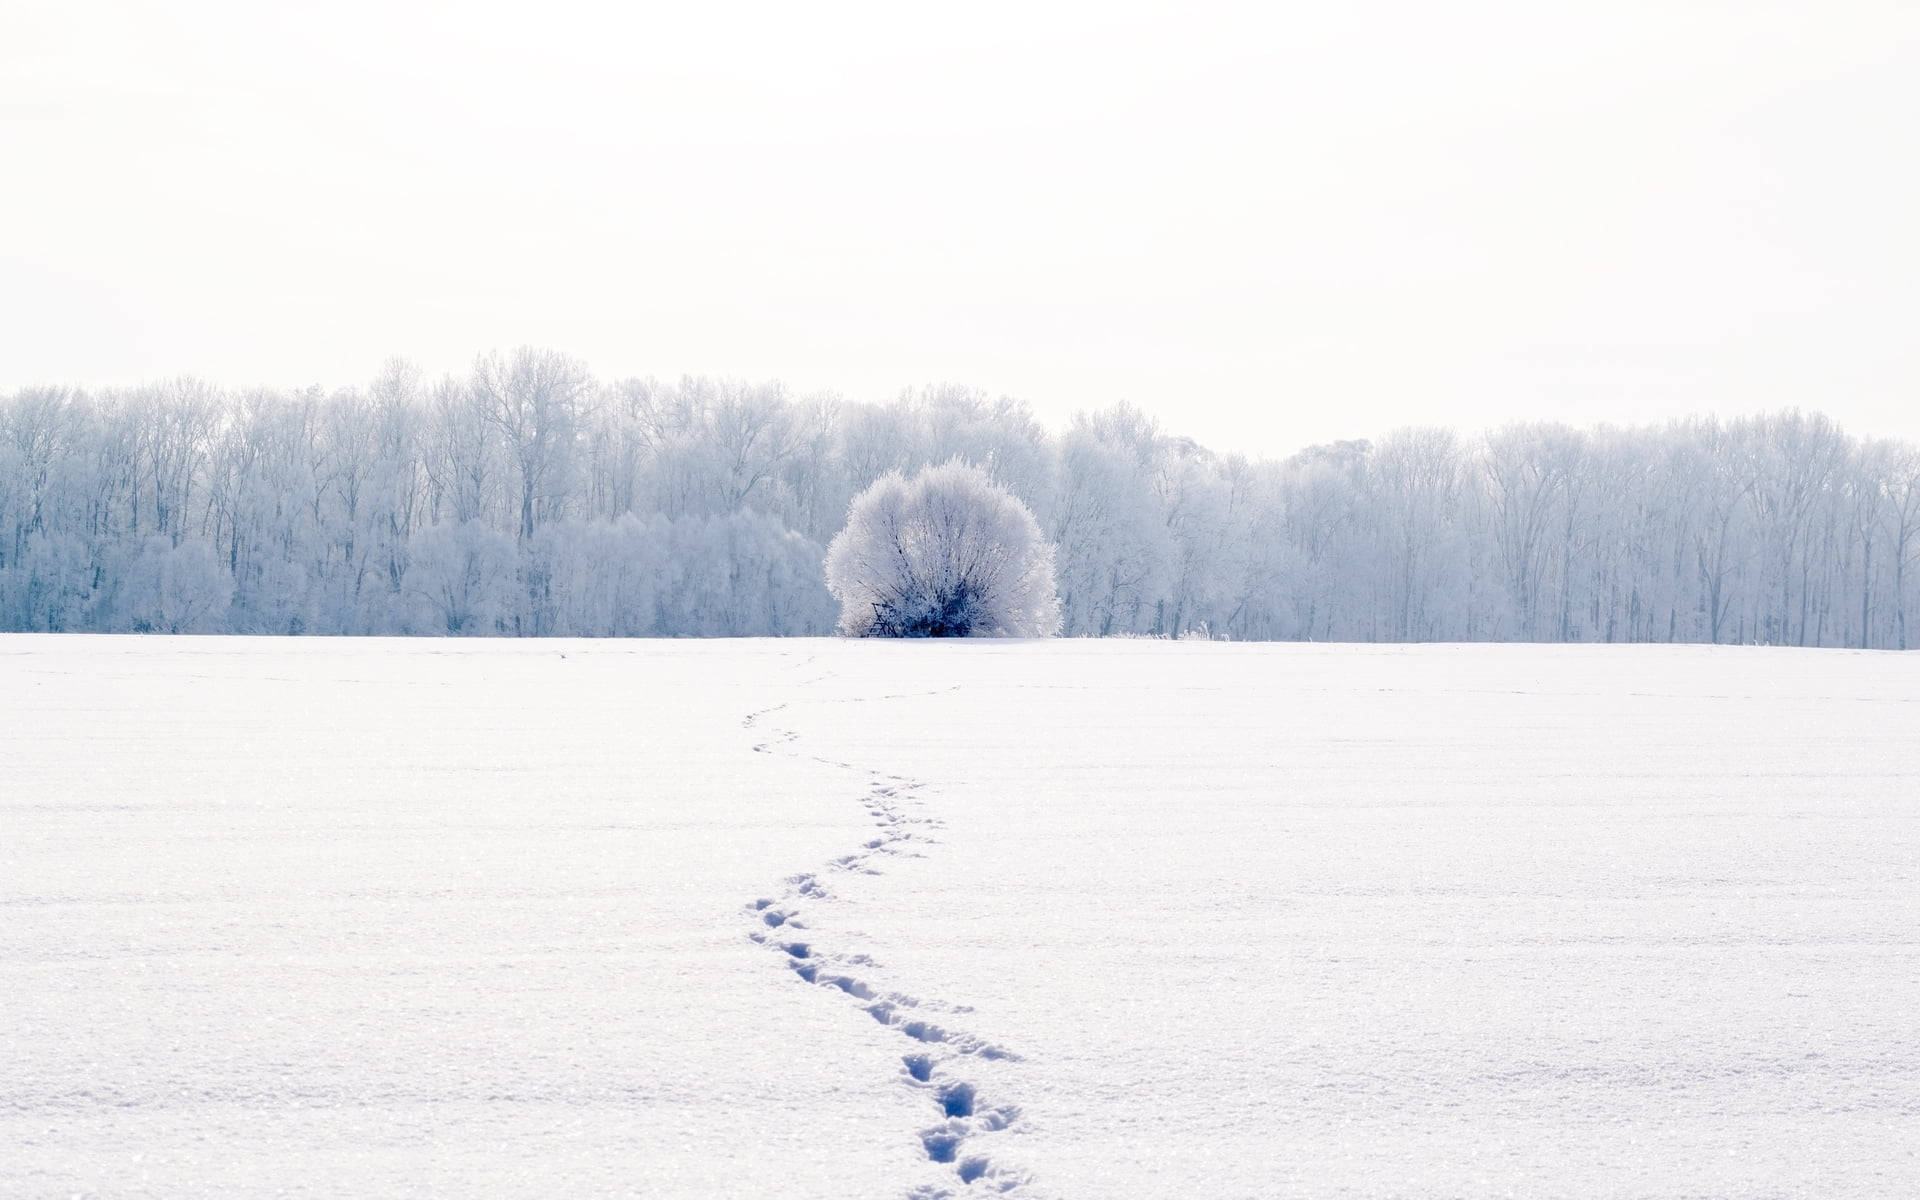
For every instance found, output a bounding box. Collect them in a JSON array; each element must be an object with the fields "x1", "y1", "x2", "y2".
[
  {"x1": 7, "y1": 360, "x2": 1920, "y2": 645},
  {"x1": 824, "y1": 461, "x2": 1061, "y2": 638}
]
